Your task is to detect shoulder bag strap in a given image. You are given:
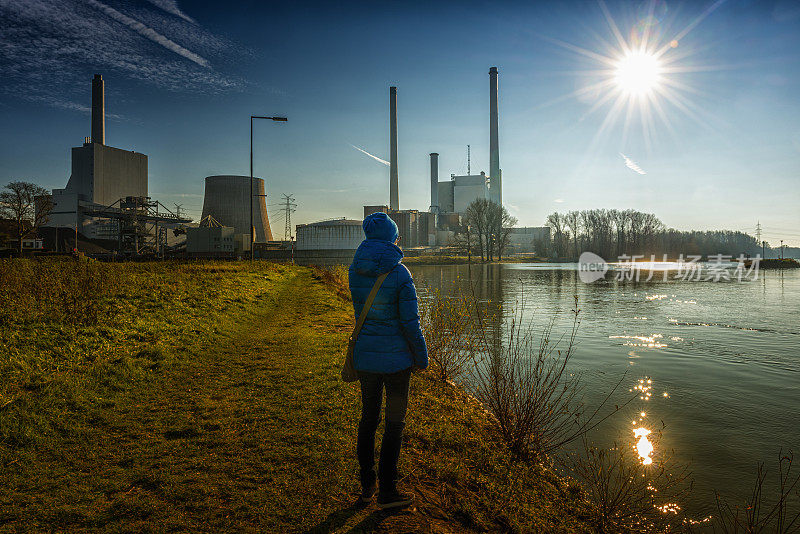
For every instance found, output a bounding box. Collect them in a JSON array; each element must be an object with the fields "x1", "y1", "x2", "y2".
[{"x1": 351, "y1": 271, "x2": 390, "y2": 340}]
